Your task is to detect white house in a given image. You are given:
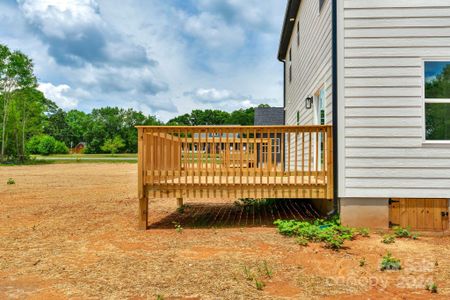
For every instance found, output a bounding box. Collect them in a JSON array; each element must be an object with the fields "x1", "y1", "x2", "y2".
[{"x1": 278, "y1": 0, "x2": 450, "y2": 230}]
